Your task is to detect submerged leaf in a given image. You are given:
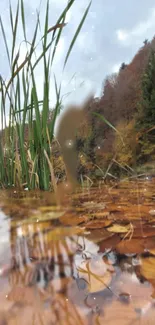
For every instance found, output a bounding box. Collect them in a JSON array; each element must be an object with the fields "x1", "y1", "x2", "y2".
[{"x1": 77, "y1": 257, "x2": 114, "y2": 293}]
